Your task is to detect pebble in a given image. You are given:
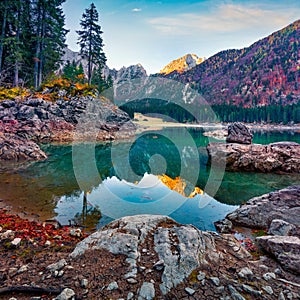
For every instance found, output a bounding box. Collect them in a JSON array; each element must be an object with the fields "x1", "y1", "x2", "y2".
[
  {"x1": 263, "y1": 272, "x2": 276, "y2": 281},
  {"x1": 210, "y1": 277, "x2": 220, "y2": 286},
  {"x1": 238, "y1": 267, "x2": 253, "y2": 279},
  {"x1": 127, "y1": 278, "x2": 138, "y2": 284},
  {"x1": 69, "y1": 228, "x2": 82, "y2": 237},
  {"x1": 228, "y1": 285, "x2": 246, "y2": 300},
  {"x1": 242, "y1": 284, "x2": 262, "y2": 296},
  {"x1": 47, "y1": 259, "x2": 67, "y2": 272},
  {"x1": 81, "y1": 278, "x2": 88, "y2": 288},
  {"x1": 278, "y1": 291, "x2": 286, "y2": 300},
  {"x1": 11, "y1": 237, "x2": 22, "y2": 247},
  {"x1": 57, "y1": 270, "x2": 64, "y2": 277},
  {"x1": 107, "y1": 281, "x2": 118, "y2": 291},
  {"x1": 275, "y1": 268, "x2": 282, "y2": 275},
  {"x1": 8, "y1": 267, "x2": 18, "y2": 276},
  {"x1": 44, "y1": 240, "x2": 51, "y2": 247},
  {"x1": 17, "y1": 265, "x2": 28, "y2": 274},
  {"x1": 0, "y1": 230, "x2": 14, "y2": 240},
  {"x1": 55, "y1": 288, "x2": 75, "y2": 300},
  {"x1": 216, "y1": 286, "x2": 225, "y2": 293},
  {"x1": 0, "y1": 226, "x2": 2, "y2": 232},
  {"x1": 127, "y1": 292, "x2": 134, "y2": 300},
  {"x1": 138, "y1": 282, "x2": 155, "y2": 300},
  {"x1": 185, "y1": 287, "x2": 196, "y2": 295},
  {"x1": 262, "y1": 285, "x2": 273, "y2": 295},
  {"x1": 9, "y1": 298, "x2": 18, "y2": 300},
  {"x1": 153, "y1": 259, "x2": 164, "y2": 271},
  {"x1": 197, "y1": 271, "x2": 206, "y2": 281},
  {"x1": 30, "y1": 297, "x2": 42, "y2": 300}
]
